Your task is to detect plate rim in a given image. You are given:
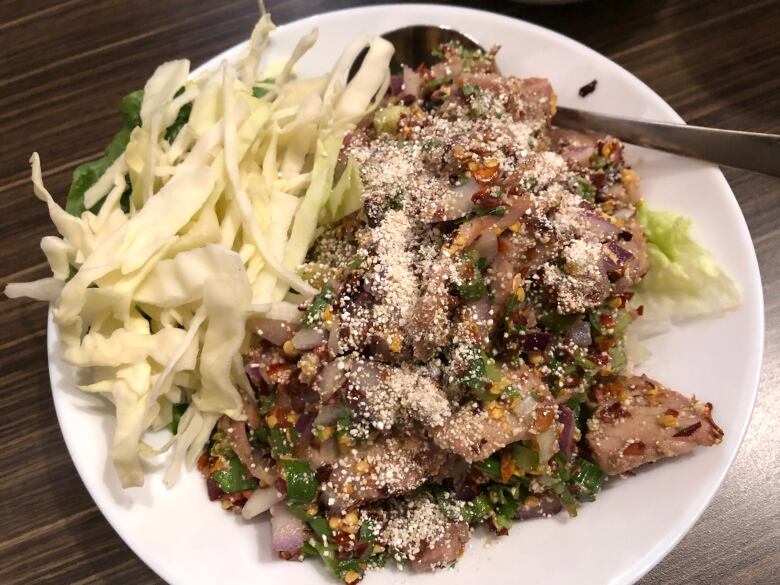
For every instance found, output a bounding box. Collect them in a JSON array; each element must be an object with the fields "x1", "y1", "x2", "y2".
[{"x1": 48, "y1": 4, "x2": 765, "y2": 585}]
